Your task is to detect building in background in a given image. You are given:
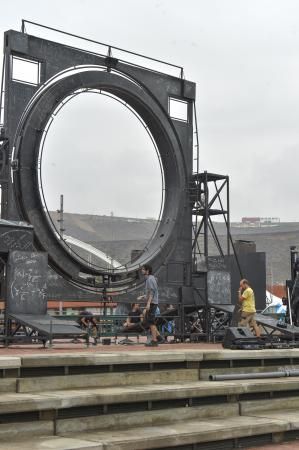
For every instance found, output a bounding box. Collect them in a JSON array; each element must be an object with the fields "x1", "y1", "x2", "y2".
[{"x1": 241, "y1": 217, "x2": 280, "y2": 227}]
